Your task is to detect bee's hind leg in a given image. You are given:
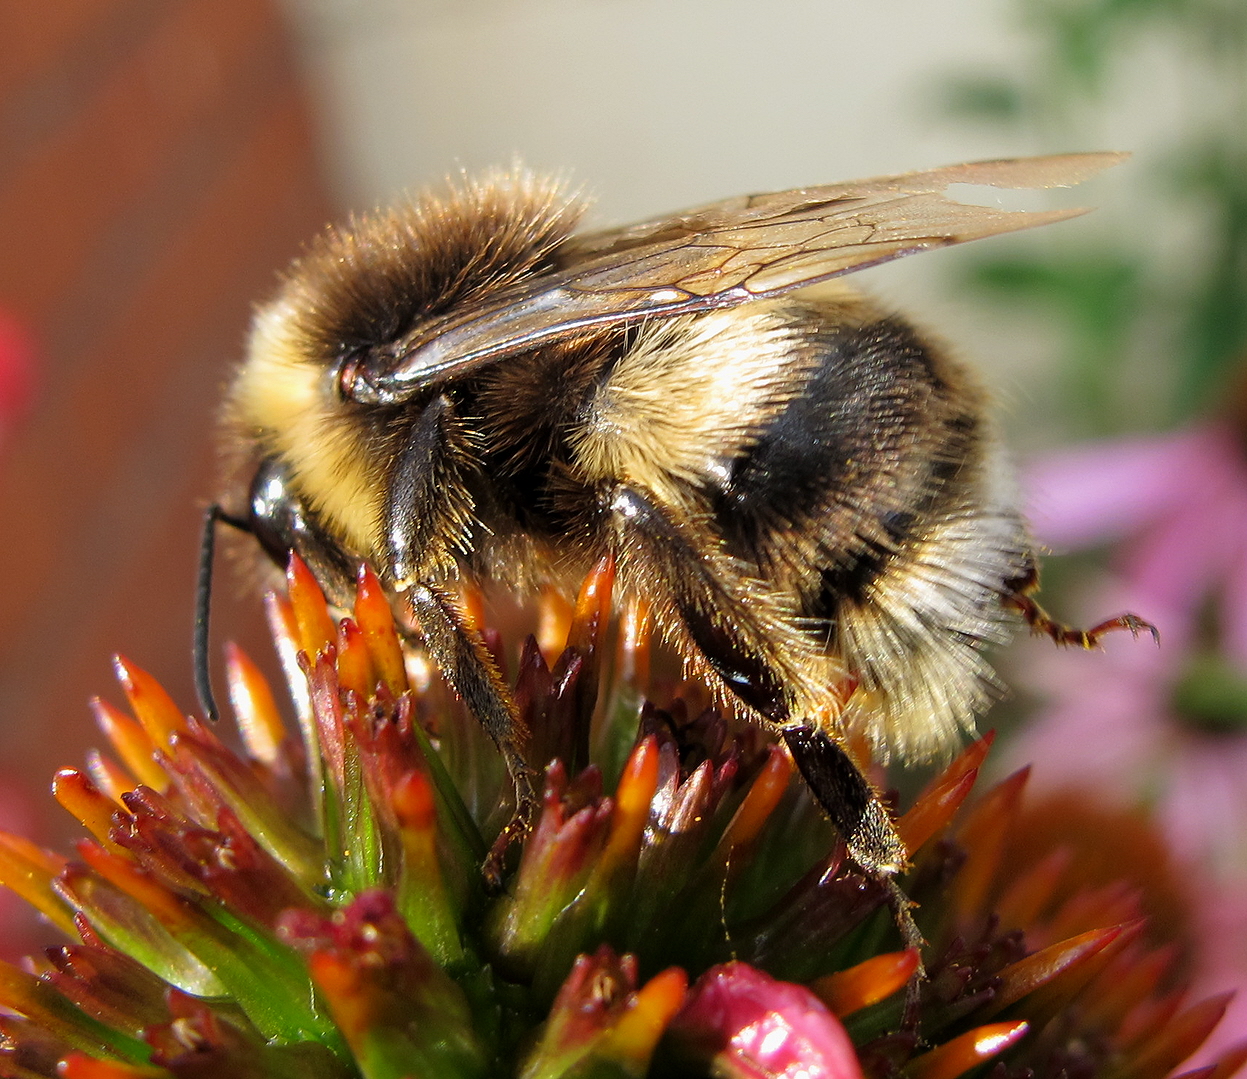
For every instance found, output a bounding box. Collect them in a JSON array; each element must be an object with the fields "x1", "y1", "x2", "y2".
[
  {"x1": 603, "y1": 484, "x2": 923, "y2": 955},
  {"x1": 782, "y1": 727, "x2": 923, "y2": 956},
  {"x1": 781, "y1": 727, "x2": 907, "y2": 879},
  {"x1": 1004, "y1": 565, "x2": 1159, "y2": 648}
]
